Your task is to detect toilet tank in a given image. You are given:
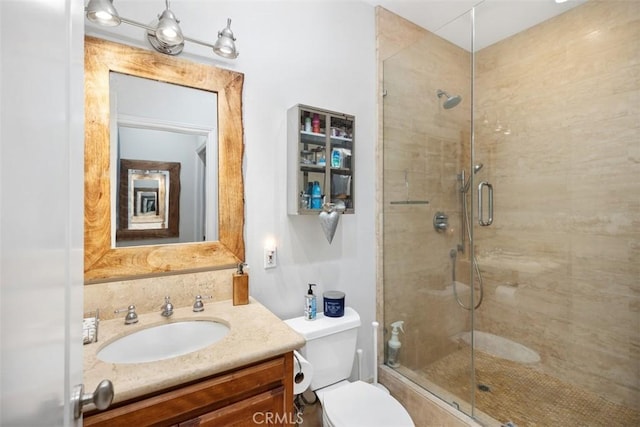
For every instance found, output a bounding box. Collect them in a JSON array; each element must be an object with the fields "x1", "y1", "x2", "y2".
[{"x1": 285, "y1": 307, "x2": 361, "y2": 391}]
